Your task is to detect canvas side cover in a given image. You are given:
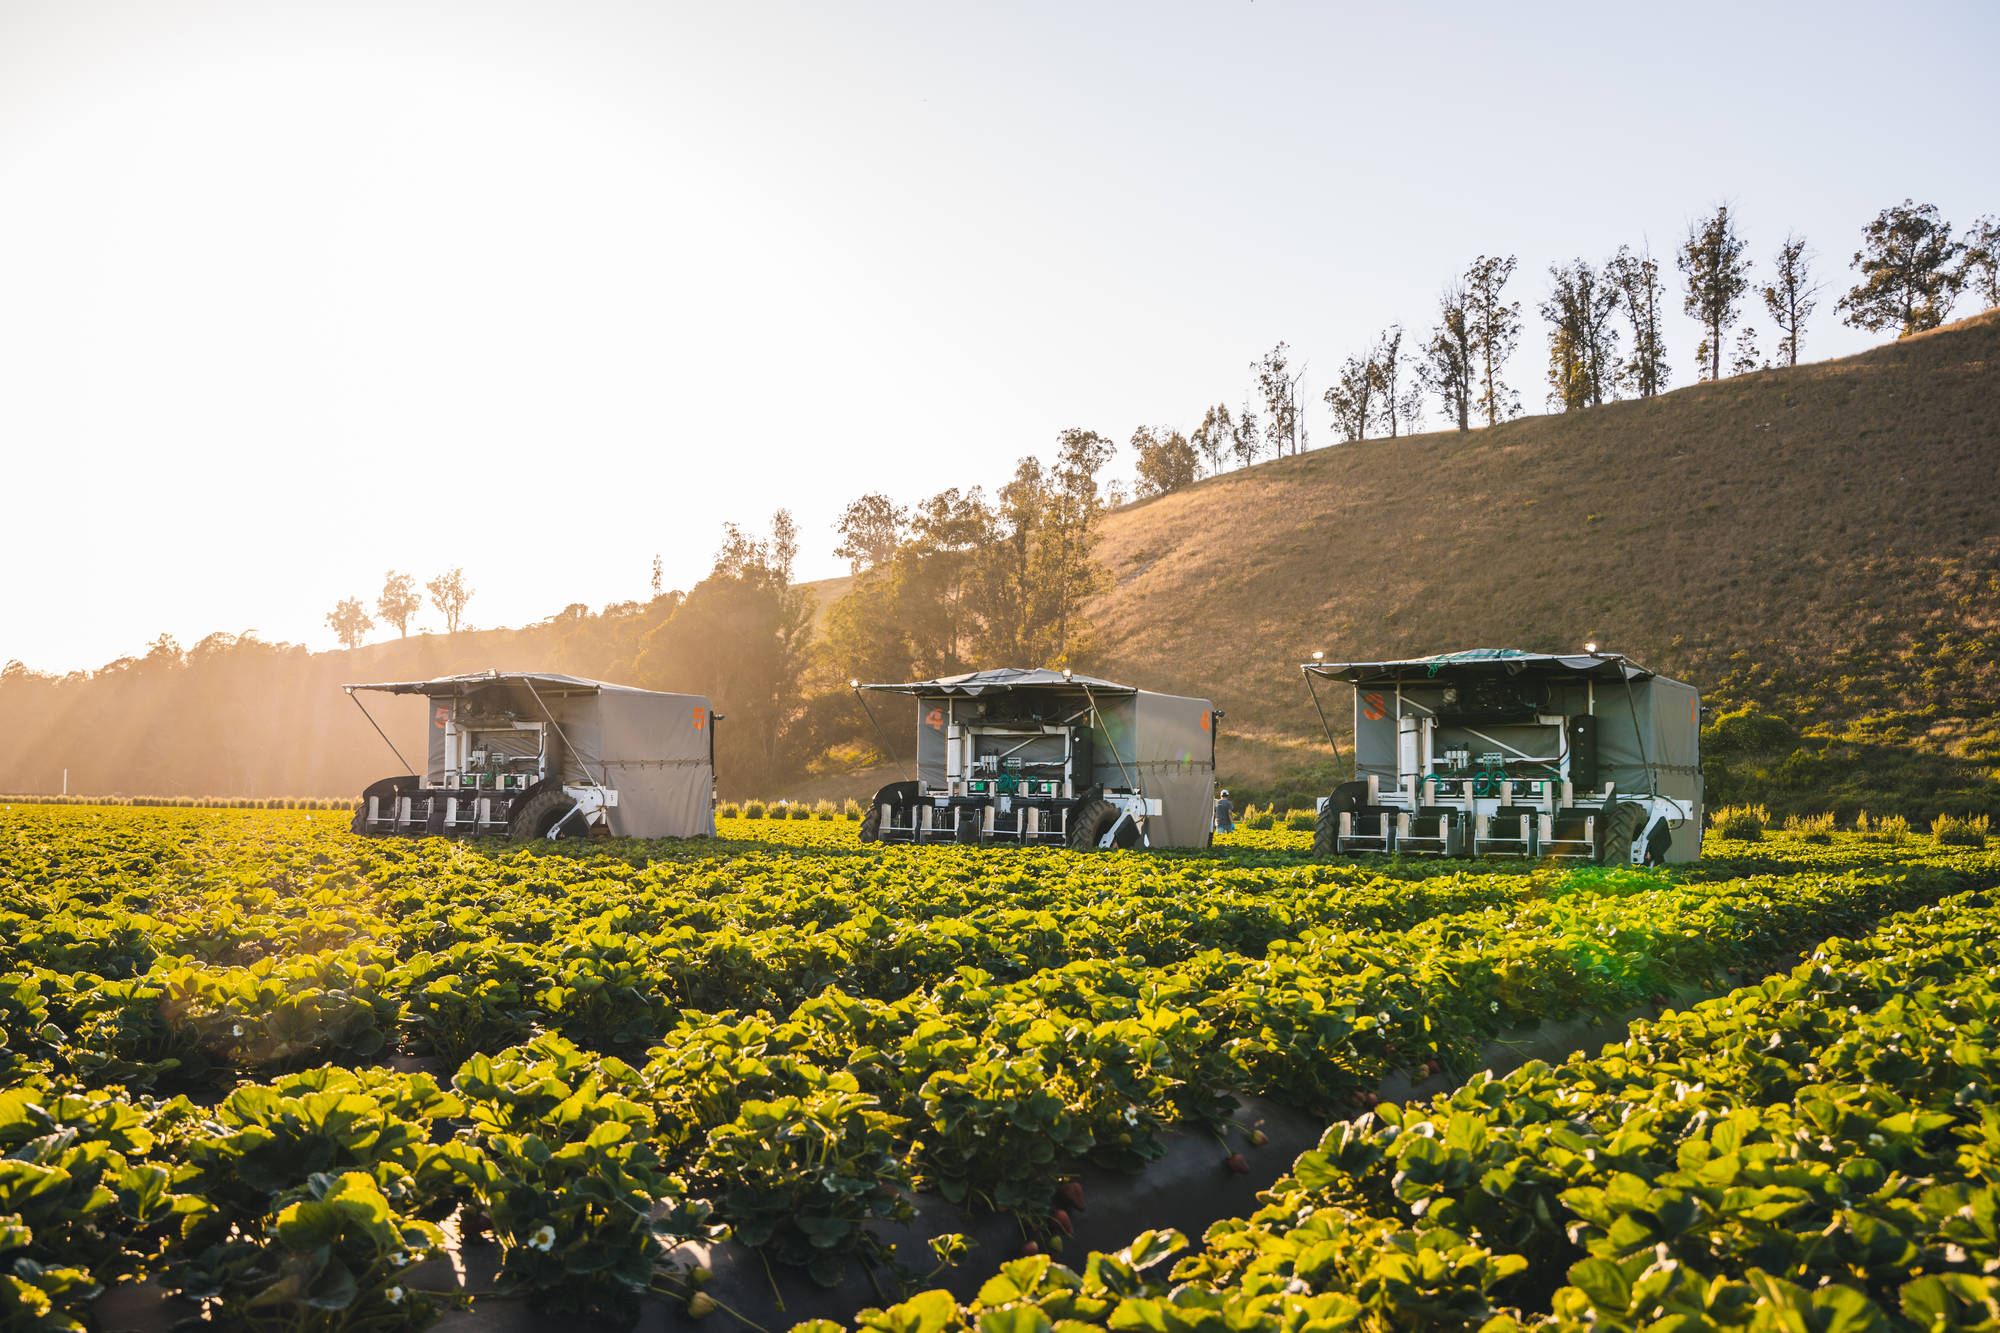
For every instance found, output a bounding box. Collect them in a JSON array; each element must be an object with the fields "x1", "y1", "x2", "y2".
[
  {"x1": 1645, "y1": 675, "x2": 1704, "y2": 862},
  {"x1": 1587, "y1": 675, "x2": 1702, "y2": 863},
  {"x1": 426, "y1": 698, "x2": 450, "y2": 783},
  {"x1": 917, "y1": 698, "x2": 950, "y2": 790},
  {"x1": 1129, "y1": 691, "x2": 1217, "y2": 849},
  {"x1": 589, "y1": 687, "x2": 717, "y2": 838},
  {"x1": 1350, "y1": 684, "x2": 1400, "y2": 784}
]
